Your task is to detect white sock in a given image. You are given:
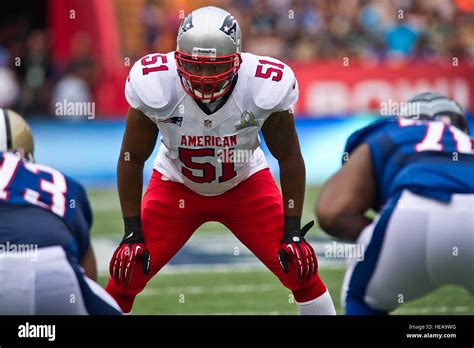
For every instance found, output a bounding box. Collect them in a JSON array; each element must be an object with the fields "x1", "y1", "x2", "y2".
[{"x1": 296, "y1": 289, "x2": 337, "y2": 315}]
